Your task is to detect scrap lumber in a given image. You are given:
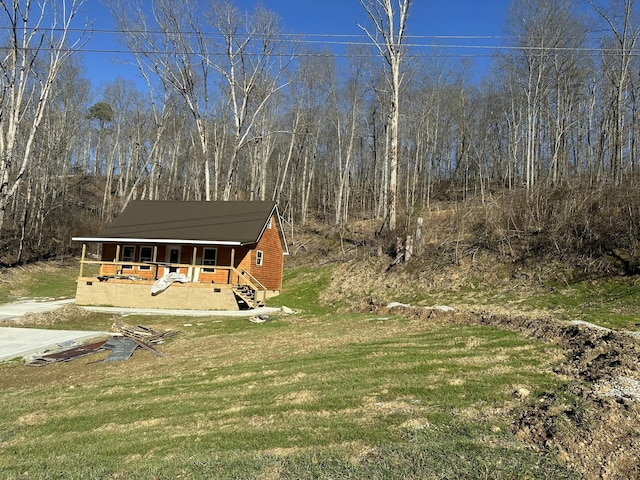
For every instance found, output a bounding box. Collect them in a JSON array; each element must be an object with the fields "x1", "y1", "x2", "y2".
[
  {"x1": 25, "y1": 322, "x2": 174, "y2": 366},
  {"x1": 127, "y1": 337, "x2": 165, "y2": 357},
  {"x1": 111, "y1": 320, "x2": 178, "y2": 344}
]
